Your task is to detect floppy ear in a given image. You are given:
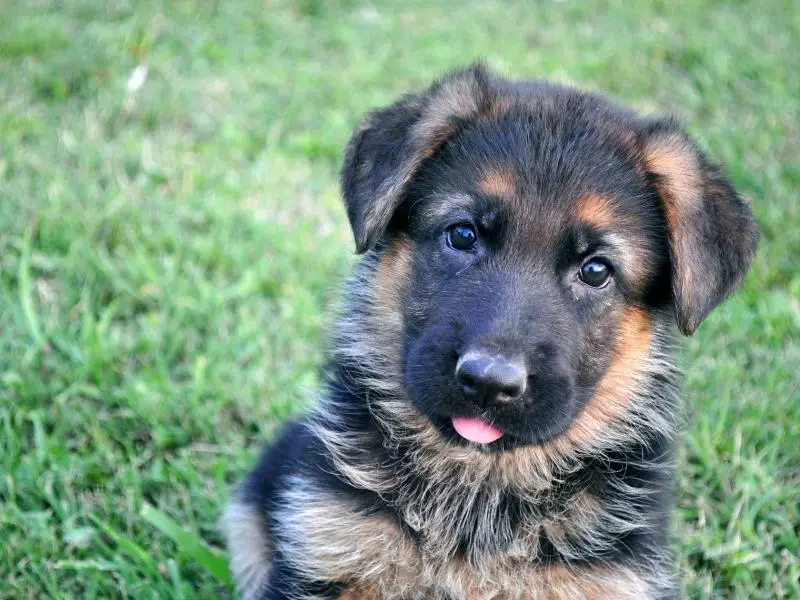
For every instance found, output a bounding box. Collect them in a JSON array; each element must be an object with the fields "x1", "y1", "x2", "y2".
[
  {"x1": 340, "y1": 64, "x2": 494, "y2": 253},
  {"x1": 643, "y1": 120, "x2": 759, "y2": 336}
]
